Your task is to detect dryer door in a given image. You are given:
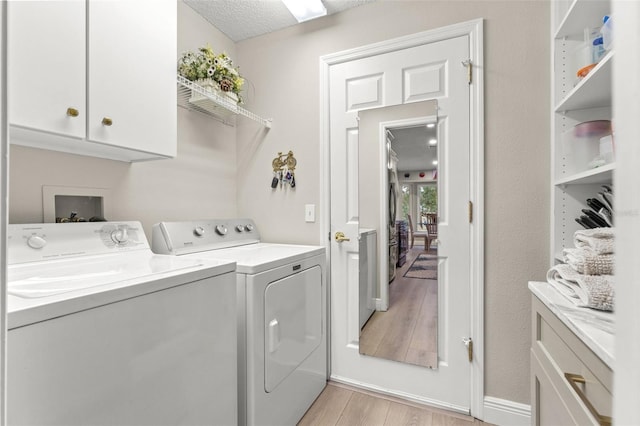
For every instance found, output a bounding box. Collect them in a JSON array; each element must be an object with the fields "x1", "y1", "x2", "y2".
[{"x1": 264, "y1": 265, "x2": 322, "y2": 392}]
